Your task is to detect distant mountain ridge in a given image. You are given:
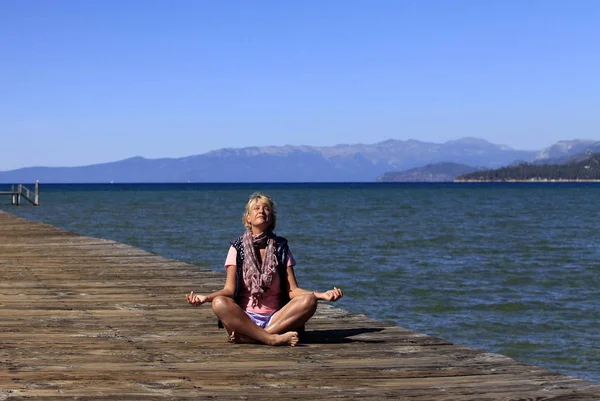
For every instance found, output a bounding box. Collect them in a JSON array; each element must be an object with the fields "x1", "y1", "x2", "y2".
[
  {"x1": 532, "y1": 140, "x2": 600, "y2": 165},
  {"x1": 457, "y1": 153, "x2": 600, "y2": 182},
  {"x1": 0, "y1": 138, "x2": 597, "y2": 183},
  {"x1": 378, "y1": 139, "x2": 600, "y2": 182},
  {"x1": 377, "y1": 162, "x2": 480, "y2": 182},
  {"x1": 533, "y1": 140, "x2": 599, "y2": 162}
]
